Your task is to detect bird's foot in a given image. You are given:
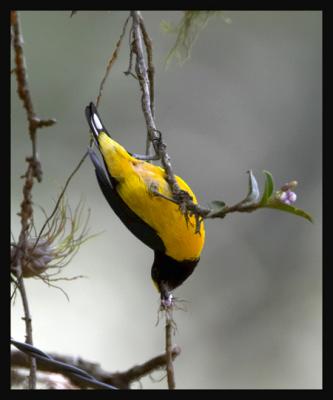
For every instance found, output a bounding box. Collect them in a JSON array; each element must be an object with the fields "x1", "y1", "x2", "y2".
[
  {"x1": 131, "y1": 153, "x2": 160, "y2": 161},
  {"x1": 149, "y1": 185, "x2": 179, "y2": 204},
  {"x1": 161, "y1": 293, "x2": 174, "y2": 309}
]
